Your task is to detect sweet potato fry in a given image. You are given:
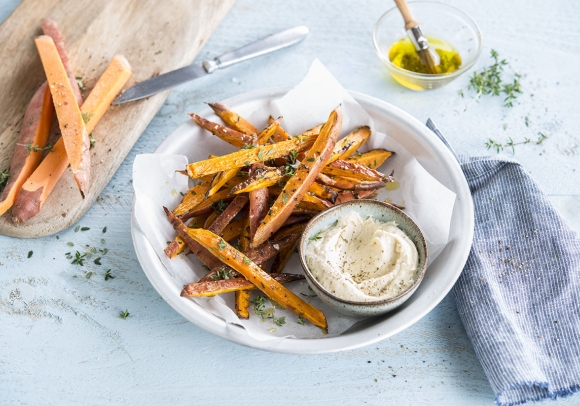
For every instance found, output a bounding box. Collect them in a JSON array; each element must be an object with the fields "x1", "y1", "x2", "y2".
[
  {"x1": 235, "y1": 291, "x2": 251, "y2": 318},
  {"x1": 173, "y1": 180, "x2": 211, "y2": 216},
  {"x1": 182, "y1": 273, "x2": 304, "y2": 297},
  {"x1": 328, "y1": 126, "x2": 371, "y2": 163},
  {"x1": 317, "y1": 172, "x2": 388, "y2": 191},
  {"x1": 209, "y1": 194, "x2": 248, "y2": 233},
  {"x1": 206, "y1": 168, "x2": 238, "y2": 198},
  {"x1": 221, "y1": 217, "x2": 244, "y2": 242},
  {"x1": 35, "y1": 35, "x2": 91, "y2": 196},
  {"x1": 322, "y1": 159, "x2": 386, "y2": 181},
  {"x1": 269, "y1": 116, "x2": 291, "y2": 142},
  {"x1": 179, "y1": 188, "x2": 233, "y2": 221},
  {"x1": 333, "y1": 189, "x2": 377, "y2": 205},
  {"x1": 271, "y1": 237, "x2": 301, "y2": 274},
  {"x1": 253, "y1": 107, "x2": 342, "y2": 246},
  {"x1": 346, "y1": 148, "x2": 394, "y2": 169},
  {"x1": 184, "y1": 227, "x2": 327, "y2": 331},
  {"x1": 308, "y1": 181, "x2": 338, "y2": 203},
  {"x1": 0, "y1": 84, "x2": 53, "y2": 216},
  {"x1": 185, "y1": 135, "x2": 317, "y2": 178},
  {"x1": 13, "y1": 55, "x2": 131, "y2": 222},
  {"x1": 207, "y1": 102, "x2": 258, "y2": 136},
  {"x1": 203, "y1": 211, "x2": 220, "y2": 229},
  {"x1": 230, "y1": 167, "x2": 287, "y2": 195},
  {"x1": 199, "y1": 235, "x2": 297, "y2": 282},
  {"x1": 189, "y1": 112, "x2": 254, "y2": 148}
]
